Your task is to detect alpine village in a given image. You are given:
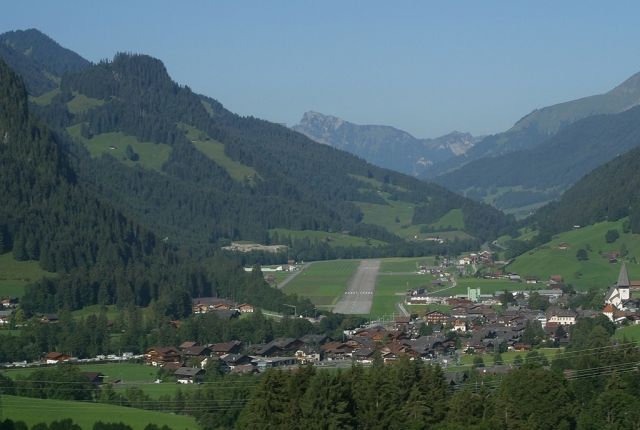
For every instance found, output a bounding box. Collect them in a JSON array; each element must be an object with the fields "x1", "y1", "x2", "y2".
[{"x1": 3, "y1": 10, "x2": 640, "y2": 430}]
